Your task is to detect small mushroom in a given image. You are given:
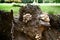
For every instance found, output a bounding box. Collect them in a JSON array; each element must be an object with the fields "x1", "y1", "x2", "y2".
[{"x1": 23, "y1": 13, "x2": 32, "y2": 23}]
